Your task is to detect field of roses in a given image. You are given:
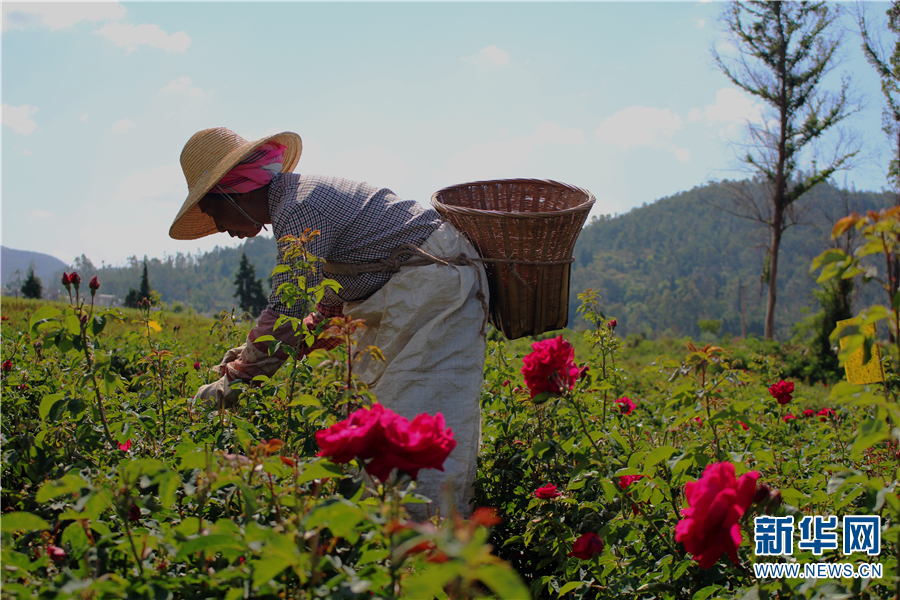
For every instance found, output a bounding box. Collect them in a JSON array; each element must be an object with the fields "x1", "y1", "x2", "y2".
[{"x1": 3, "y1": 213, "x2": 900, "y2": 600}]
